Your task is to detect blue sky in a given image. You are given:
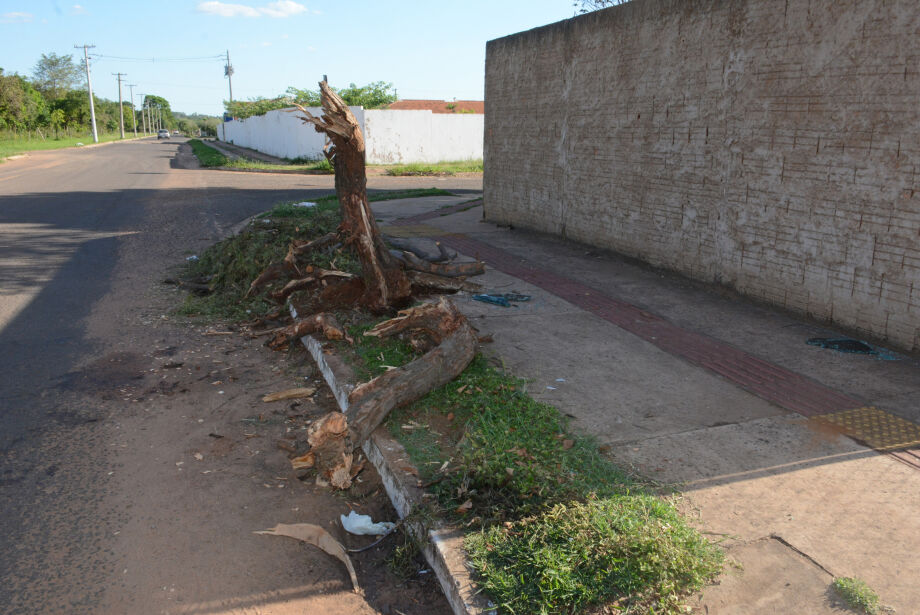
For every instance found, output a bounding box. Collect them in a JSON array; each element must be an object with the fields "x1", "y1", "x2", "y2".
[{"x1": 0, "y1": 0, "x2": 578, "y2": 115}]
